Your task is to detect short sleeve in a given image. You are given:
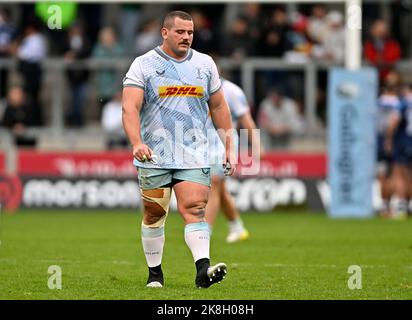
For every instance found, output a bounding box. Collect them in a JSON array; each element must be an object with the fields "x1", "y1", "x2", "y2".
[
  {"x1": 123, "y1": 58, "x2": 145, "y2": 89},
  {"x1": 209, "y1": 58, "x2": 222, "y2": 95},
  {"x1": 230, "y1": 90, "x2": 249, "y2": 119}
]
